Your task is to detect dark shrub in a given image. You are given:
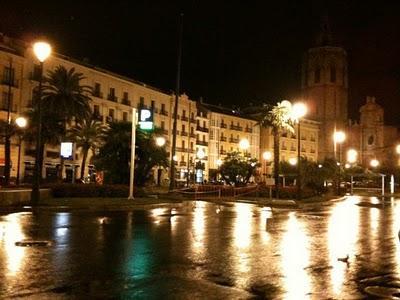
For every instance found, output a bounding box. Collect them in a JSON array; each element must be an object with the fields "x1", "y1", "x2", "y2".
[{"x1": 49, "y1": 184, "x2": 133, "y2": 198}]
